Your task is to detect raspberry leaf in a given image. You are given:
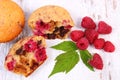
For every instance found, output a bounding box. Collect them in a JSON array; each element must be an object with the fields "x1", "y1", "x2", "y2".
[
  {"x1": 49, "y1": 51, "x2": 79, "y2": 77},
  {"x1": 51, "y1": 41, "x2": 77, "y2": 51},
  {"x1": 79, "y1": 50, "x2": 94, "y2": 71}
]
